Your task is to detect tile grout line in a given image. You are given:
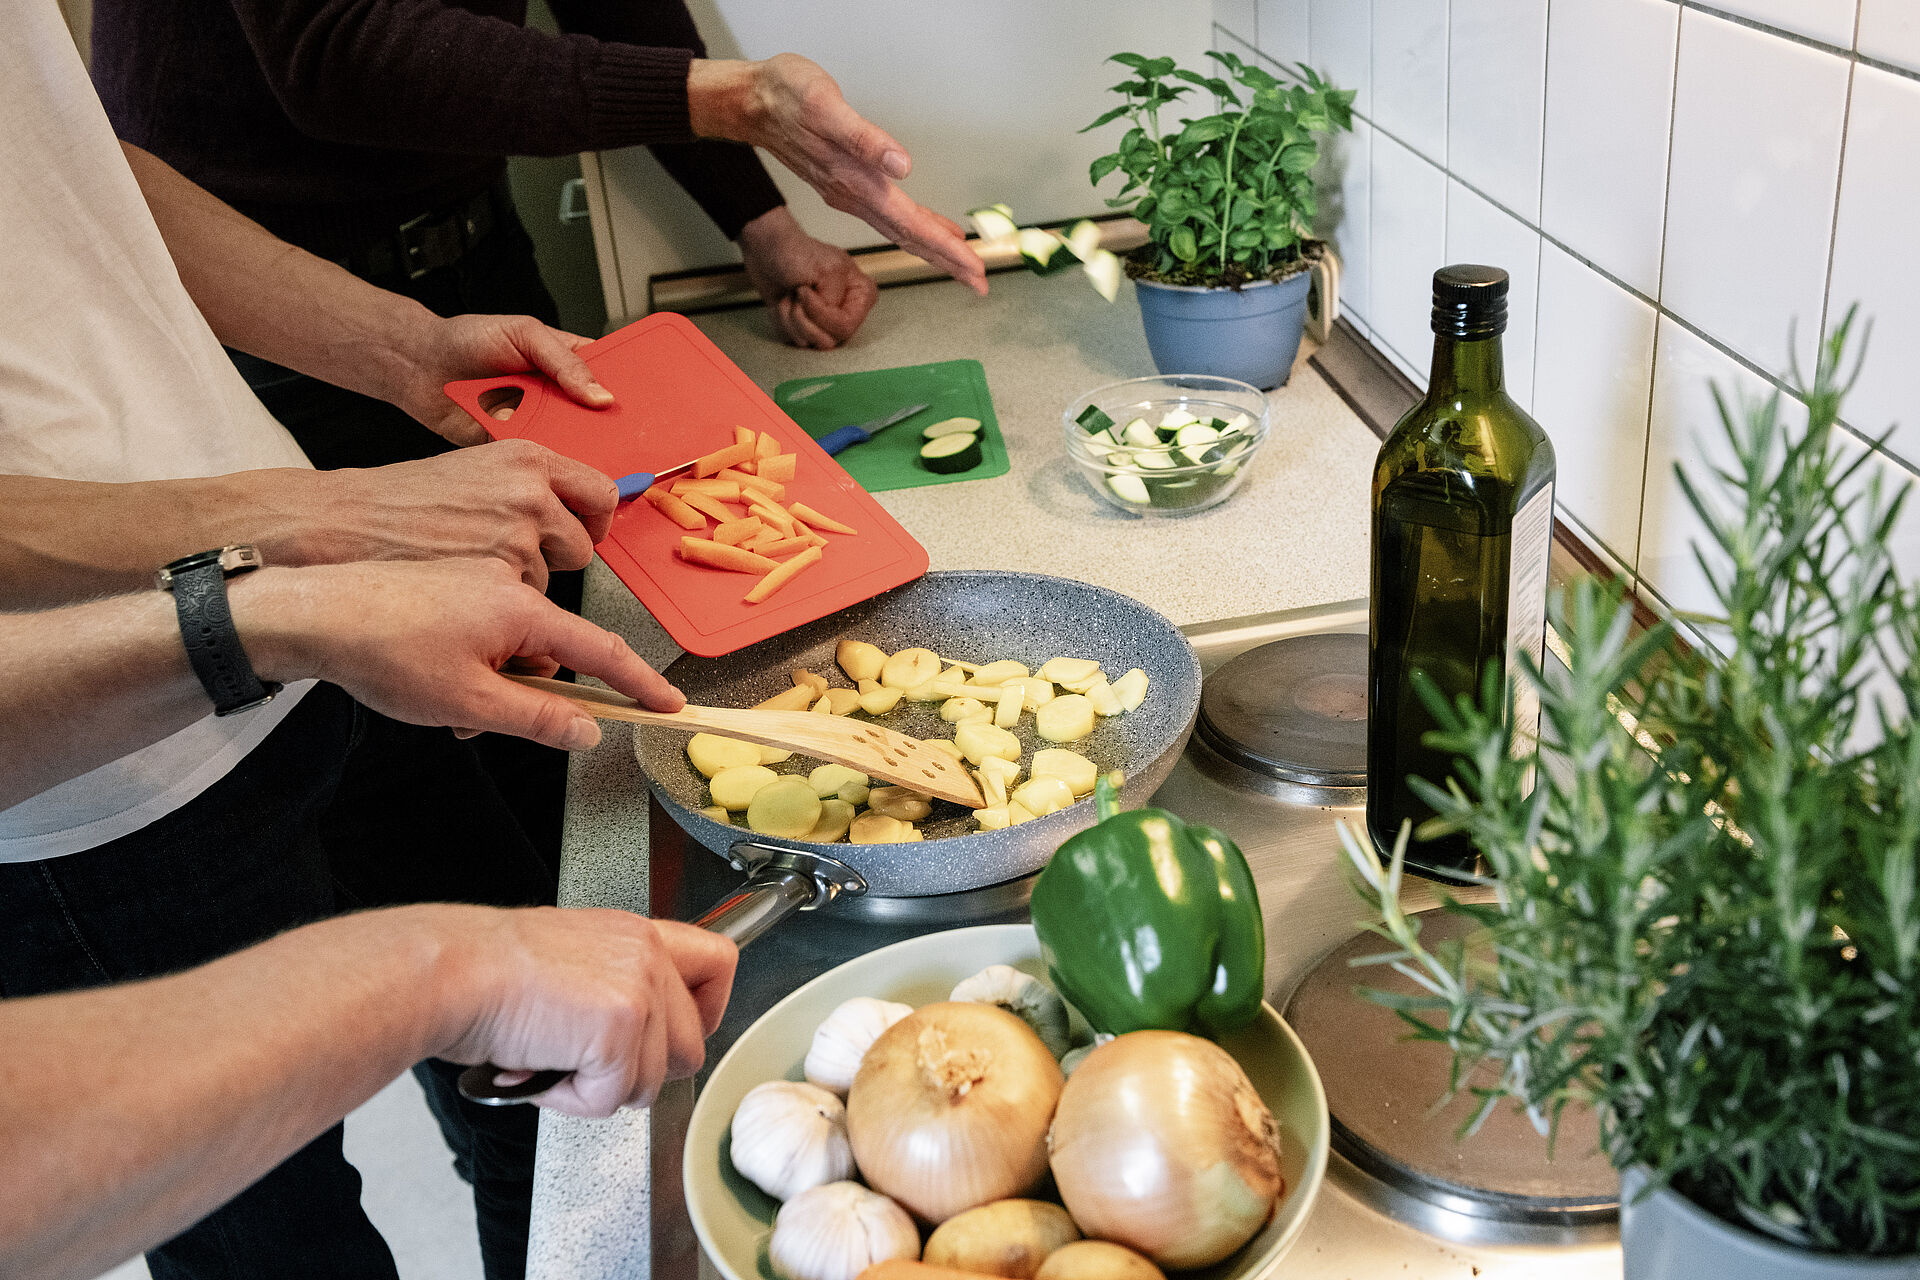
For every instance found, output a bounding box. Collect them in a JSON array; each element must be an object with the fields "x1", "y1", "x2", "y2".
[
  {"x1": 1818, "y1": 56, "x2": 1858, "y2": 348},
  {"x1": 1633, "y1": 1, "x2": 1690, "y2": 583}
]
